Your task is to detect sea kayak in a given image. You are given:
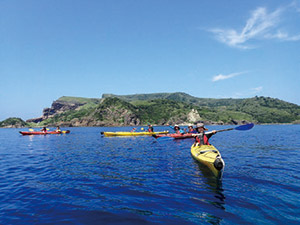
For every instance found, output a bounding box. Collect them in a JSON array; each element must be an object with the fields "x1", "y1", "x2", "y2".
[
  {"x1": 191, "y1": 144, "x2": 225, "y2": 178},
  {"x1": 19, "y1": 130, "x2": 70, "y2": 135},
  {"x1": 101, "y1": 131, "x2": 169, "y2": 137},
  {"x1": 153, "y1": 133, "x2": 194, "y2": 139}
]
